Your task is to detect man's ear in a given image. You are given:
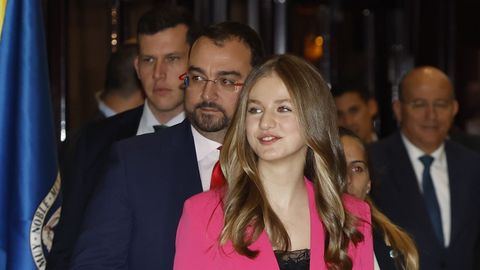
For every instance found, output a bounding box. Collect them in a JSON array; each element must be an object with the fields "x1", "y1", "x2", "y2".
[
  {"x1": 367, "y1": 99, "x2": 378, "y2": 118},
  {"x1": 134, "y1": 56, "x2": 140, "y2": 79},
  {"x1": 452, "y1": 99, "x2": 459, "y2": 117},
  {"x1": 392, "y1": 100, "x2": 402, "y2": 123}
]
